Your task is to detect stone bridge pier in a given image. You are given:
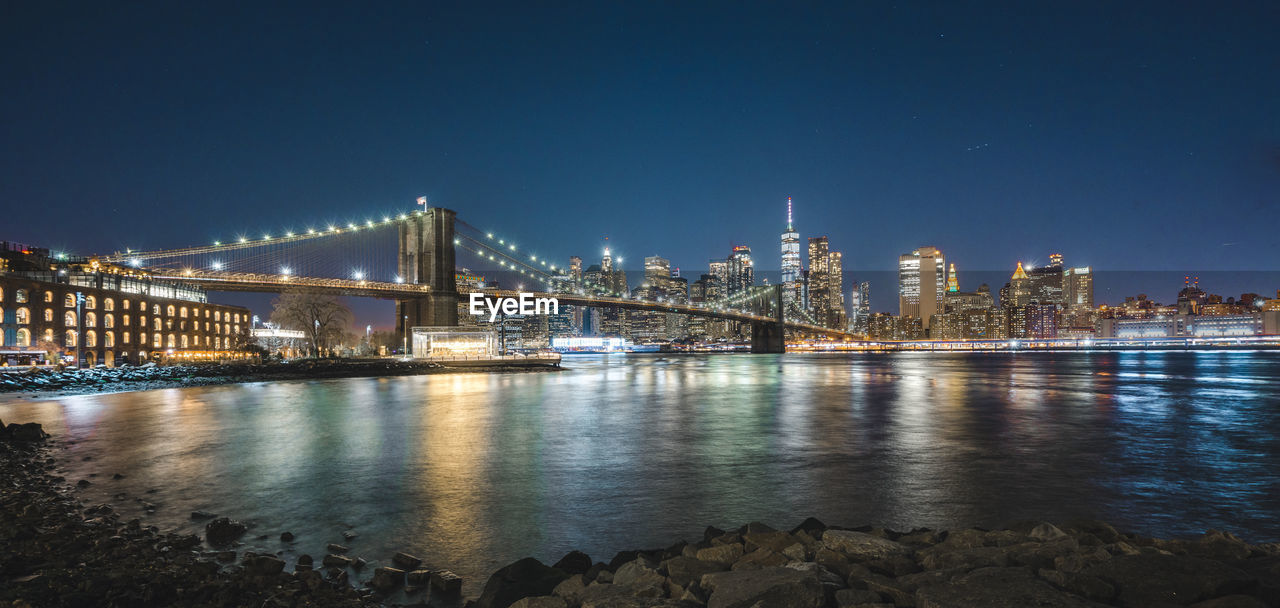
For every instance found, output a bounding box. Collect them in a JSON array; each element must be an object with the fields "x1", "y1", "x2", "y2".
[
  {"x1": 749, "y1": 284, "x2": 786, "y2": 353},
  {"x1": 397, "y1": 207, "x2": 458, "y2": 348}
]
